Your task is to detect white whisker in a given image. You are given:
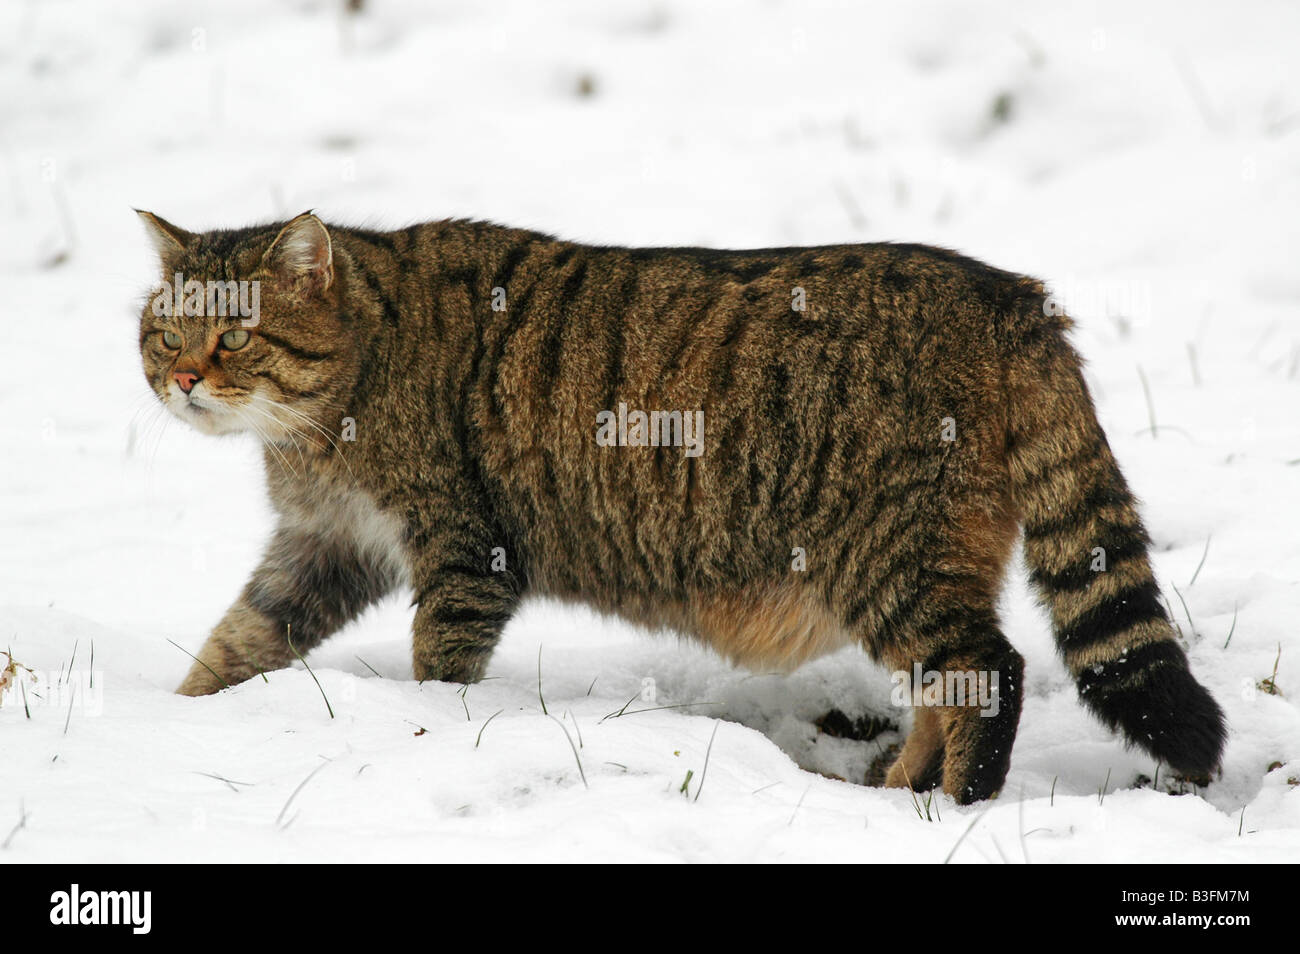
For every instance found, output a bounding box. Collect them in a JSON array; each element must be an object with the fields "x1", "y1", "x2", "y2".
[
  {"x1": 253, "y1": 395, "x2": 357, "y2": 481},
  {"x1": 231, "y1": 405, "x2": 298, "y2": 479},
  {"x1": 241, "y1": 401, "x2": 310, "y2": 470}
]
